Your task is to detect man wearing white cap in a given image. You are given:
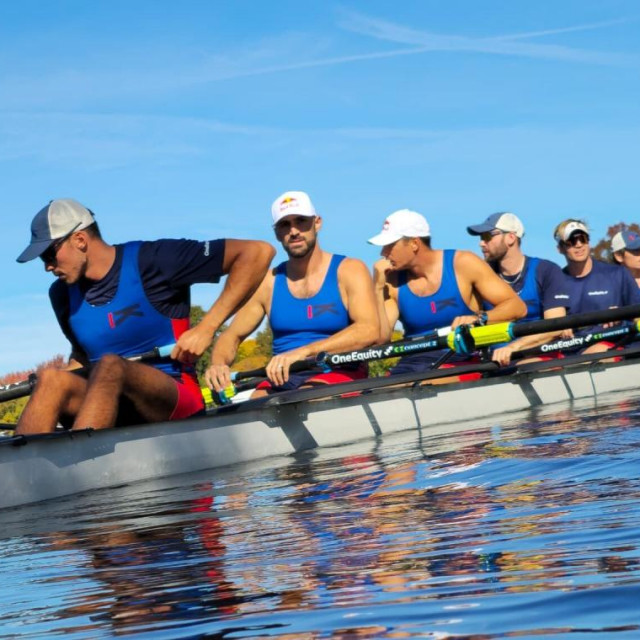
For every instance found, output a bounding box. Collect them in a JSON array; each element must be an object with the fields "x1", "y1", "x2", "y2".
[
  {"x1": 554, "y1": 218, "x2": 640, "y2": 353},
  {"x1": 611, "y1": 228, "x2": 640, "y2": 288},
  {"x1": 466, "y1": 212, "x2": 570, "y2": 365},
  {"x1": 369, "y1": 209, "x2": 526, "y2": 375},
  {"x1": 15, "y1": 198, "x2": 275, "y2": 434},
  {"x1": 206, "y1": 191, "x2": 378, "y2": 395}
]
